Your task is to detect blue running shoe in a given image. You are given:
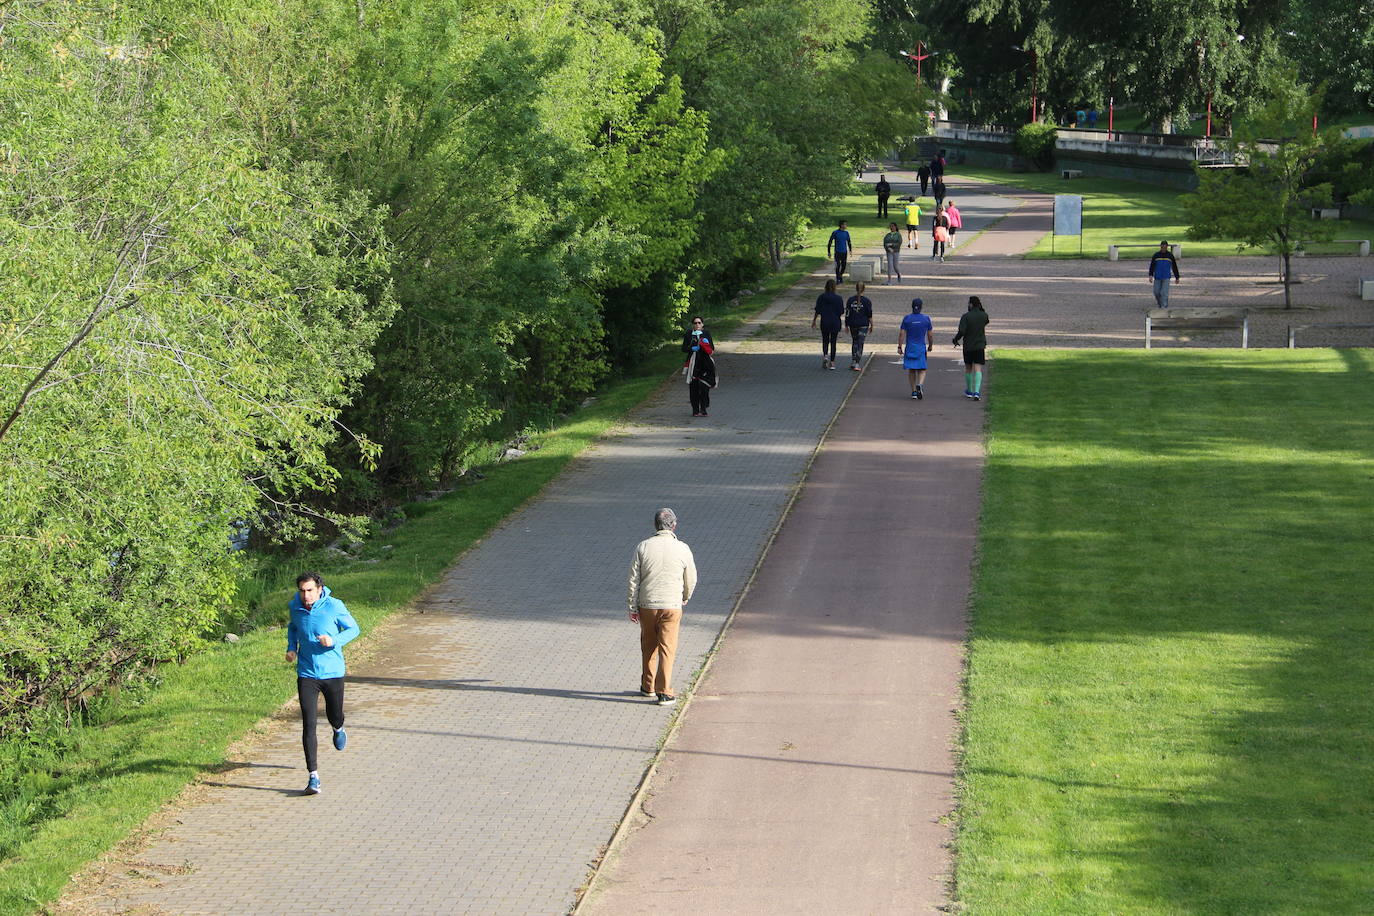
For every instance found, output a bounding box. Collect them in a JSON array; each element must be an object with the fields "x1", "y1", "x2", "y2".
[
  {"x1": 305, "y1": 774, "x2": 321, "y2": 795},
  {"x1": 972, "y1": 392, "x2": 981, "y2": 401},
  {"x1": 333, "y1": 727, "x2": 347, "y2": 751}
]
